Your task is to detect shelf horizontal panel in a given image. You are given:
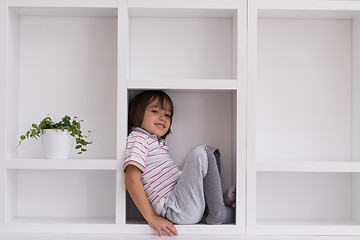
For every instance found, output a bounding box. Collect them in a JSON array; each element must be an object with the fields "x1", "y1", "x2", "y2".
[
  {"x1": 257, "y1": 1, "x2": 360, "y2": 19},
  {"x1": 6, "y1": 159, "x2": 117, "y2": 170},
  {"x1": 258, "y1": 9, "x2": 360, "y2": 20},
  {"x1": 124, "y1": 223, "x2": 243, "y2": 235},
  {"x1": 127, "y1": 79, "x2": 238, "y2": 90},
  {"x1": 8, "y1": 0, "x2": 118, "y2": 8},
  {"x1": 9, "y1": 0, "x2": 118, "y2": 17},
  {"x1": 128, "y1": 0, "x2": 239, "y2": 10},
  {"x1": 248, "y1": 219, "x2": 360, "y2": 235},
  {"x1": 257, "y1": 160, "x2": 360, "y2": 172},
  {"x1": 9, "y1": 7, "x2": 118, "y2": 17},
  {"x1": 10, "y1": 217, "x2": 115, "y2": 225},
  {"x1": 257, "y1": 0, "x2": 360, "y2": 11},
  {"x1": 256, "y1": 219, "x2": 359, "y2": 226},
  {"x1": 2, "y1": 223, "x2": 124, "y2": 234},
  {"x1": 129, "y1": 8, "x2": 237, "y2": 18}
]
